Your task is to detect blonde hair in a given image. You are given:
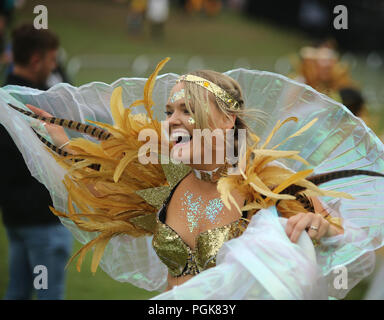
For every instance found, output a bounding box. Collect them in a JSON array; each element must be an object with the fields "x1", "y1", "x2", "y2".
[{"x1": 181, "y1": 70, "x2": 266, "y2": 156}]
